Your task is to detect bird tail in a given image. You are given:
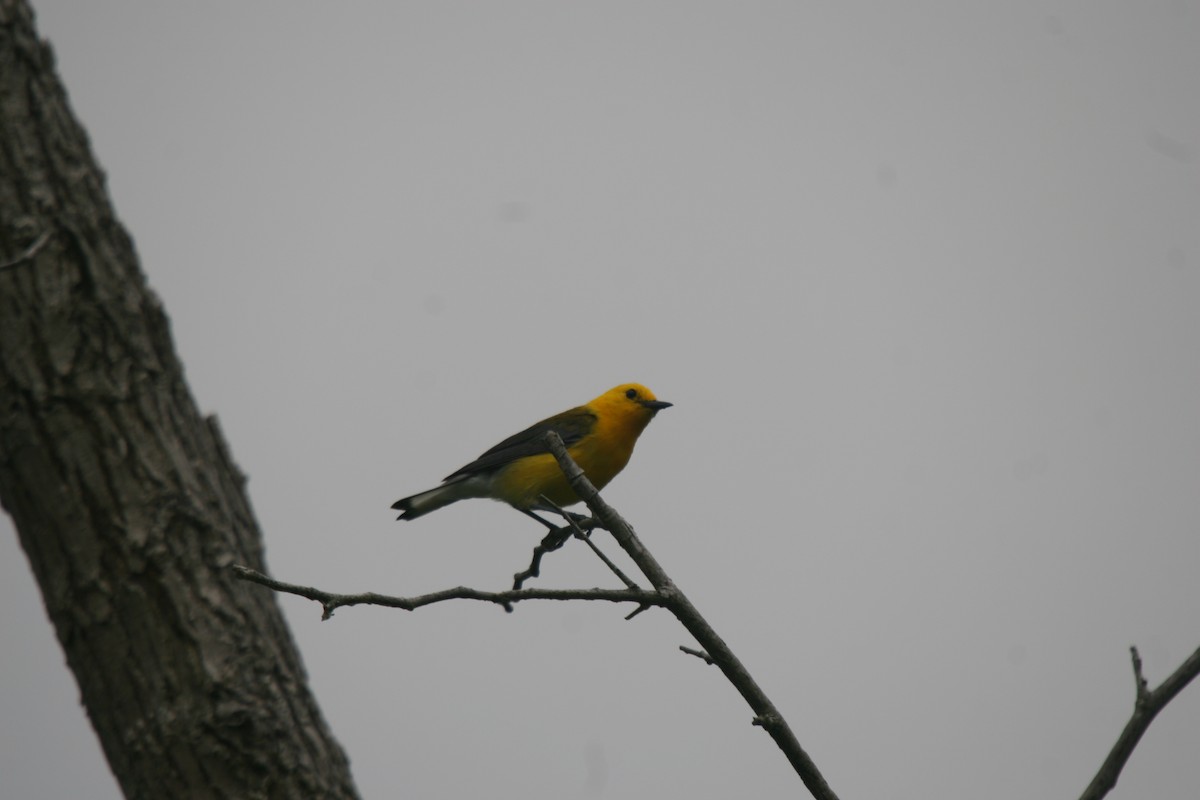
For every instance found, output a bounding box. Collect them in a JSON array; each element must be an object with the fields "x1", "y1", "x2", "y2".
[{"x1": 391, "y1": 476, "x2": 487, "y2": 521}]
